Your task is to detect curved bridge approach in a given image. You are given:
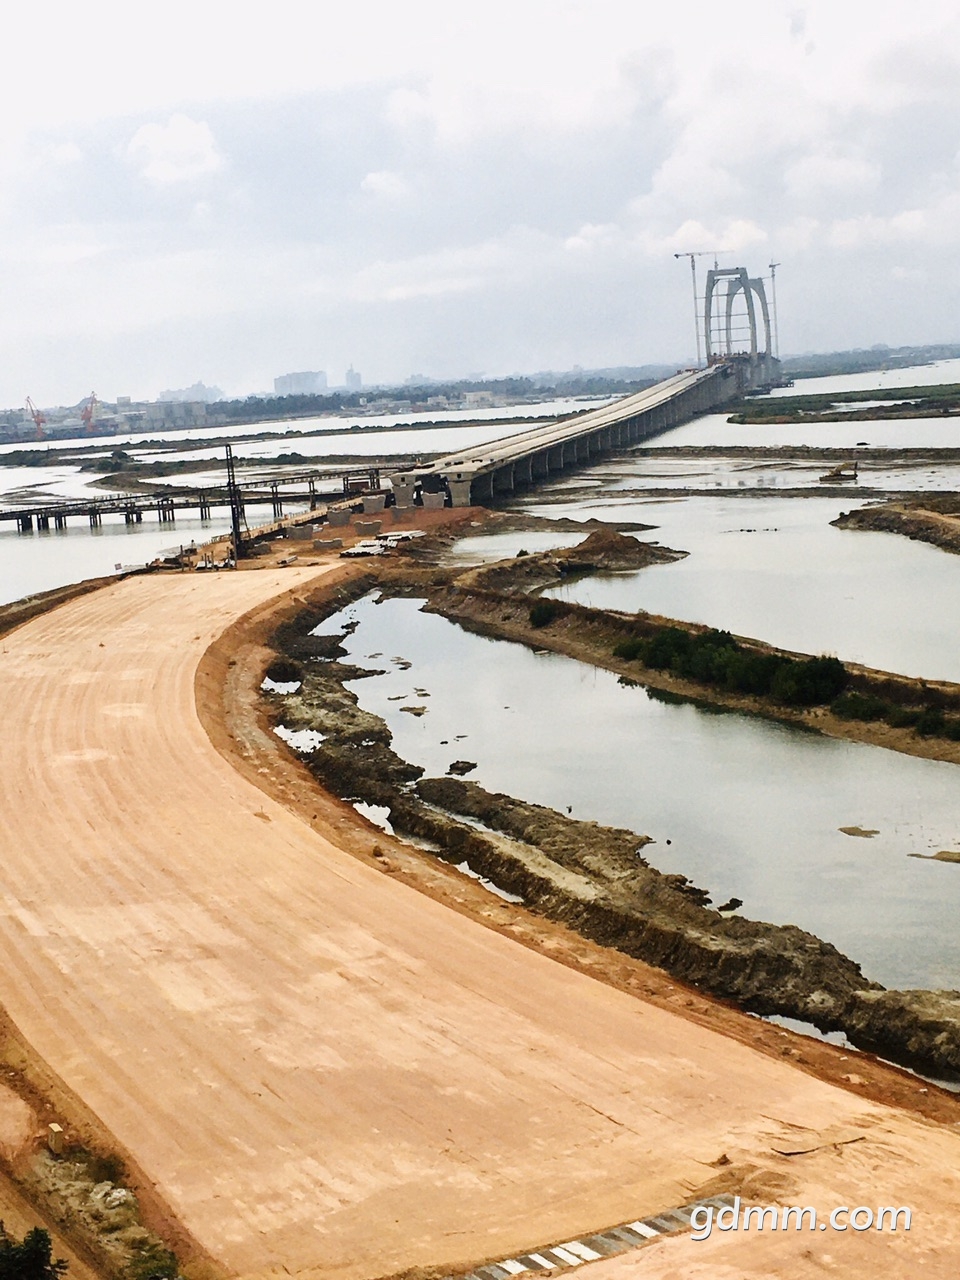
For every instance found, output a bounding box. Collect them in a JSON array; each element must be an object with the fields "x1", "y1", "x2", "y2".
[{"x1": 388, "y1": 364, "x2": 741, "y2": 508}]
